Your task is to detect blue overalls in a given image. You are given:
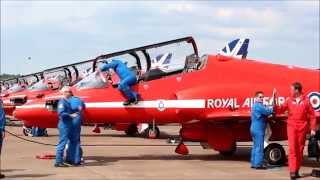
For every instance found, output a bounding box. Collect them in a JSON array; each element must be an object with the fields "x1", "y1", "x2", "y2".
[
  {"x1": 55, "y1": 98, "x2": 73, "y2": 165},
  {"x1": 66, "y1": 96, "x2": 85, "y2": 165},
  {"x1": 250, "y1": 101, "x2": 273, "y2": 167},
  {"x1": 0, "y1": 100, "x2": 6, "y2": 154},
  {"x1": 100, "y1": 59, "x2": 137, "y2": 101}
]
